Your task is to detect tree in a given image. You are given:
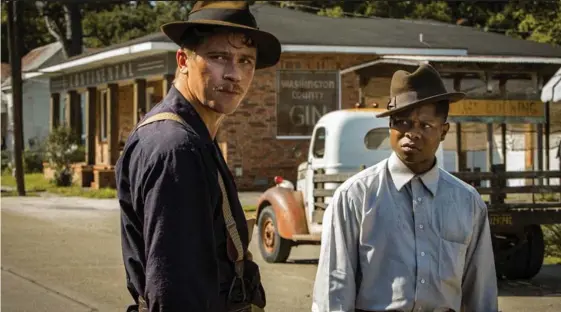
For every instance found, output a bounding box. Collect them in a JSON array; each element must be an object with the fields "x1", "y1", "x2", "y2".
[
  {"x1": 268, "y1": 0, "x2": 561, "y2": 46},
  {"x1": 1, "y1": 1, "x2": 54, "y2": 63}
]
